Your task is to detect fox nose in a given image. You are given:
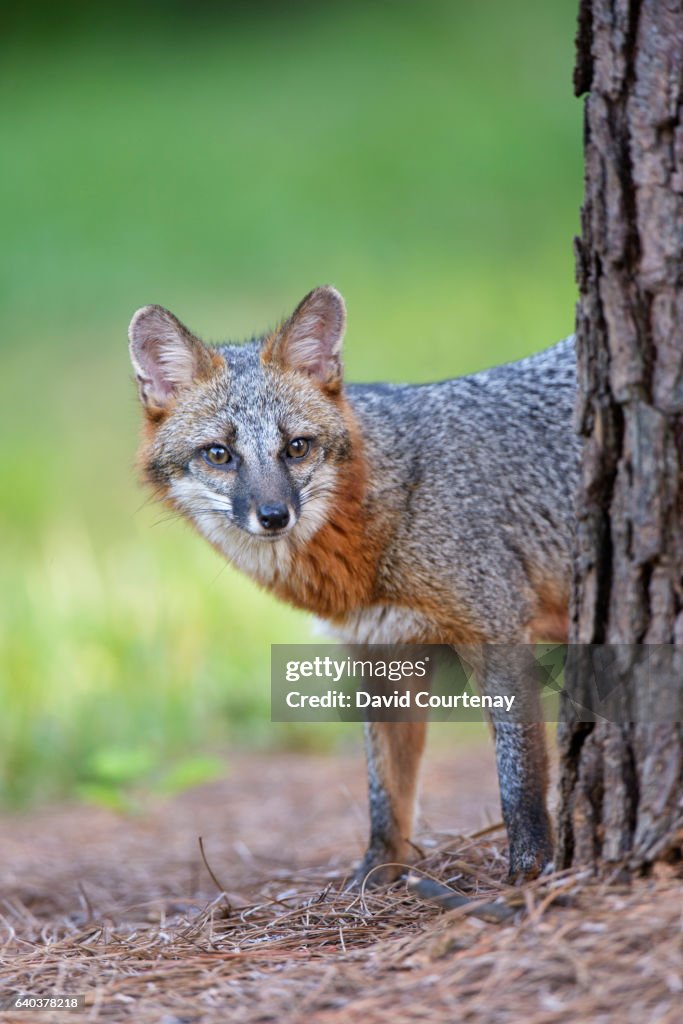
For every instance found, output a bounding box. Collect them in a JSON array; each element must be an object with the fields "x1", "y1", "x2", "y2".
[{"x1": 256, "y1": 503, "x2": 290, "y2": 531}]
